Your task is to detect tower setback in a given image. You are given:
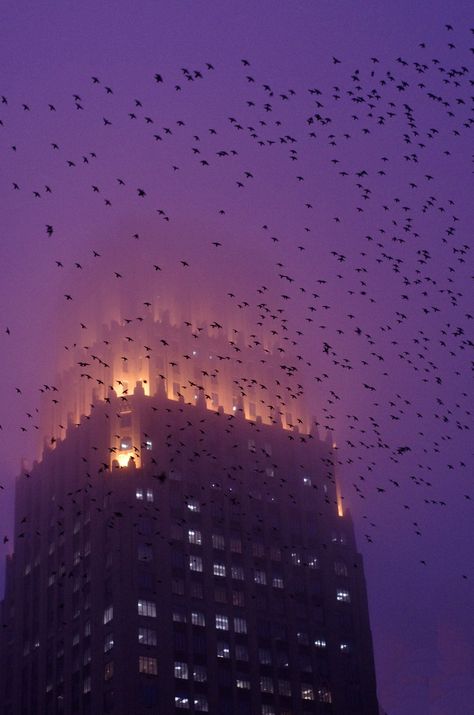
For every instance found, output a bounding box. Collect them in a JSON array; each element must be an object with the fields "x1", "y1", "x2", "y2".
[{"x1": 1, "y1": 318, "x2": 379, "y2": 715}]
